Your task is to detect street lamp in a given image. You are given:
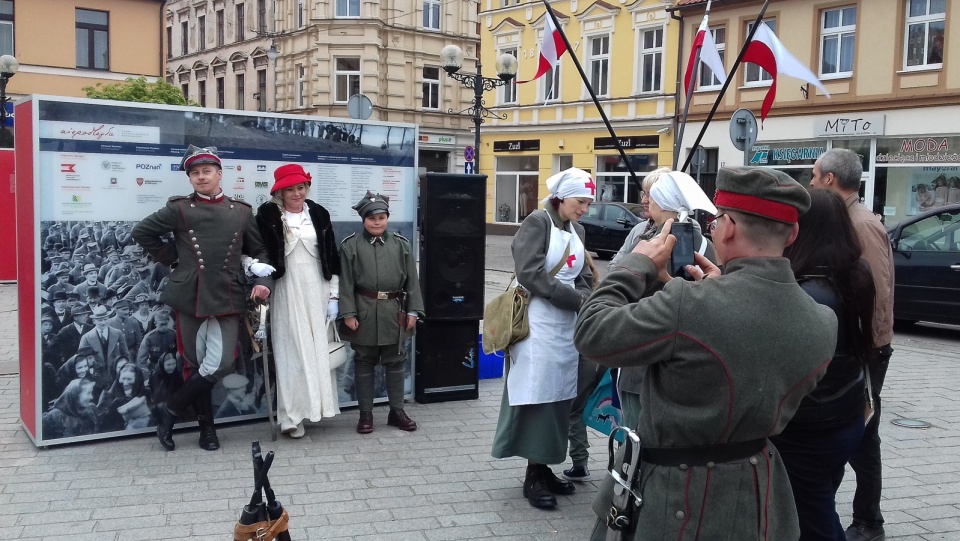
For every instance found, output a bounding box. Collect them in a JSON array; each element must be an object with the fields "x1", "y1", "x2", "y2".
[
  {"x1": 440, "y1": 44, "x2": 518, "y2": 169},
  {"x1": 0, "y1": 54, "x2": 18, "y2": 148}
]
